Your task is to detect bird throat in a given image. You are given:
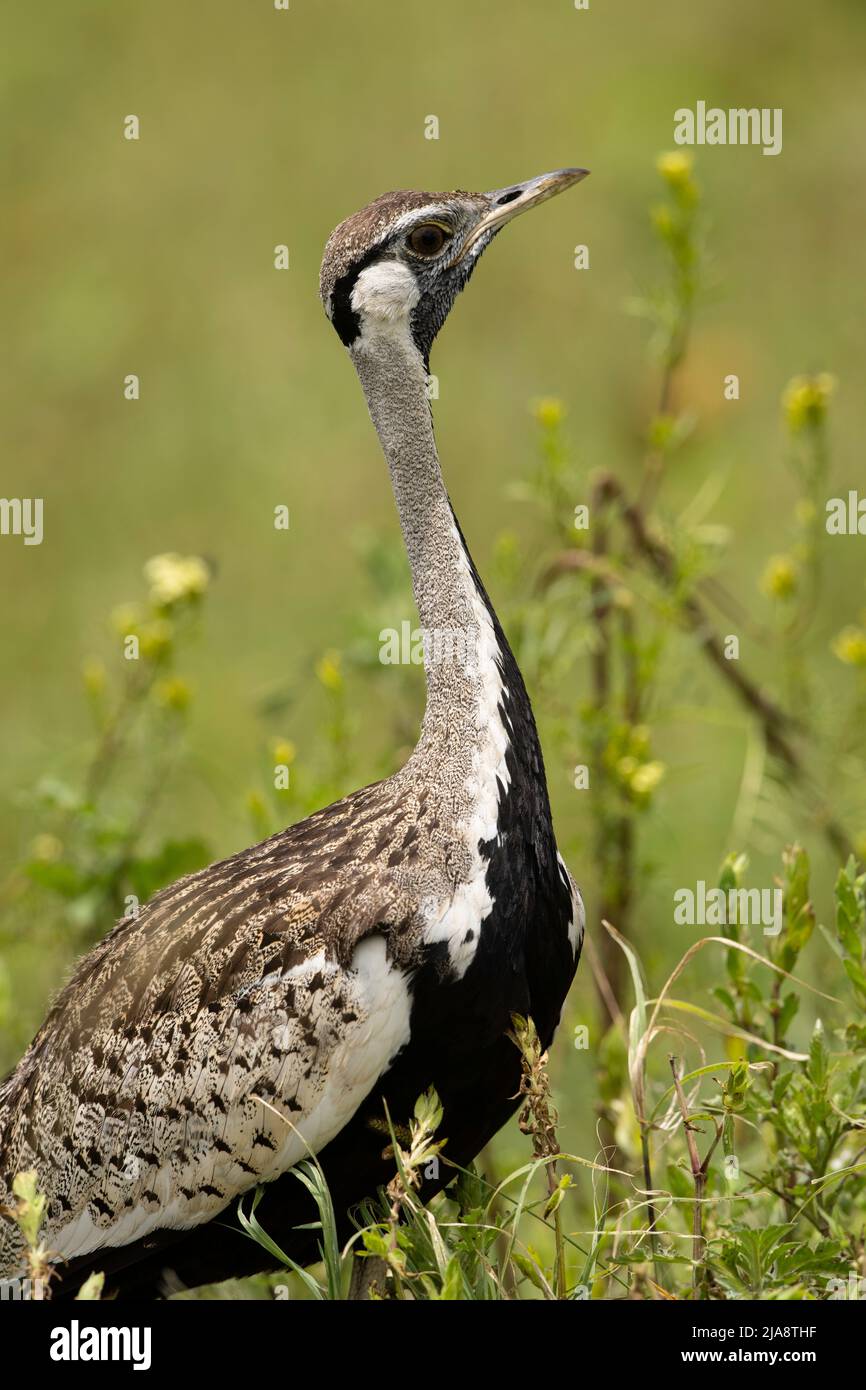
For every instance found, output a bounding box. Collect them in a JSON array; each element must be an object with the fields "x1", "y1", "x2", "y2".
[{"x1": 350, "y1": 329, "x2": 512, "y2": 757}]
